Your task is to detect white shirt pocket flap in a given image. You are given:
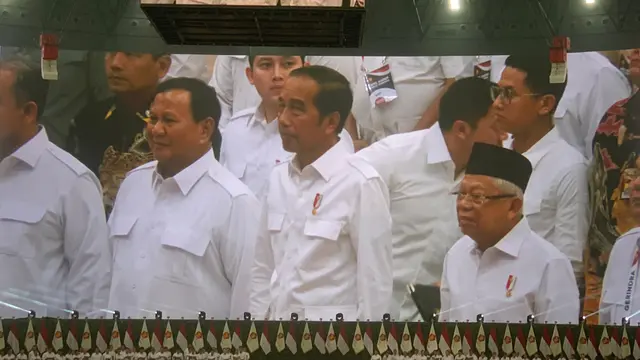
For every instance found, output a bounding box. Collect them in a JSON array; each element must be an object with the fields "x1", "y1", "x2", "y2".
[
  {"x1": 0, "y1": 203, "x2": 46, "y2": 224},
  {"x1": 523, "y1": 198, "x2": 542, "y2": 216},
  {"x1": 109, "y1": 215, "x2": 138, "y2": 237},
  {"x1": 161, "y1": 227, "x2": 210, "y2": 257},
  {"x1": 303, "y1": 219, "x2": 343, "y2": 241},
  {"x1": 268, "y1": 213, "x2": 285, "y2": 232}
]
